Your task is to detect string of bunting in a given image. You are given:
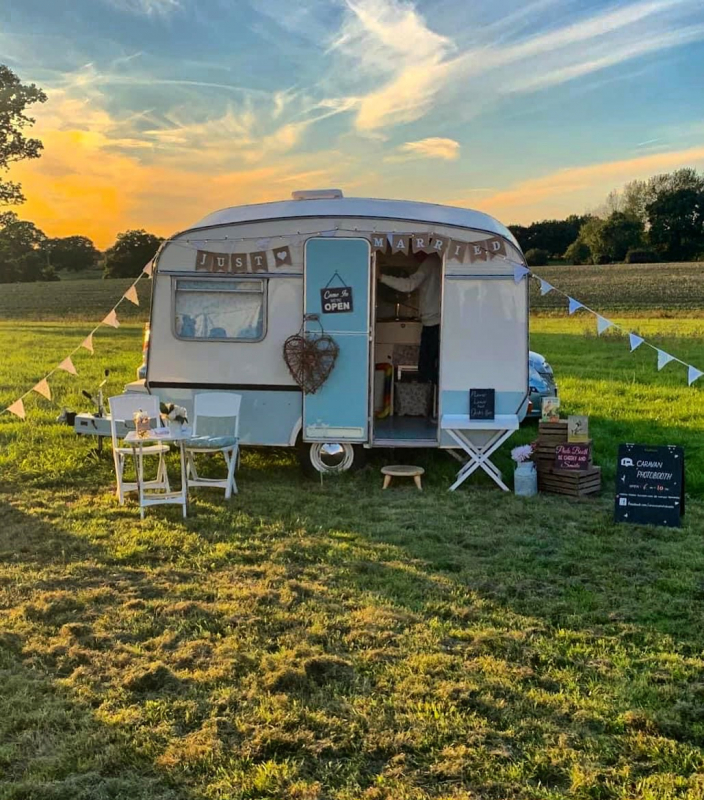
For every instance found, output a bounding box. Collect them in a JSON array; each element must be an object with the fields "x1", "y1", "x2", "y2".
[
  {"x1": 512, "y1": 264, "x2": 703, "y2": 387},
  {"x1": 2, "y1": 260, "x2": 153, "y2": 420}
]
